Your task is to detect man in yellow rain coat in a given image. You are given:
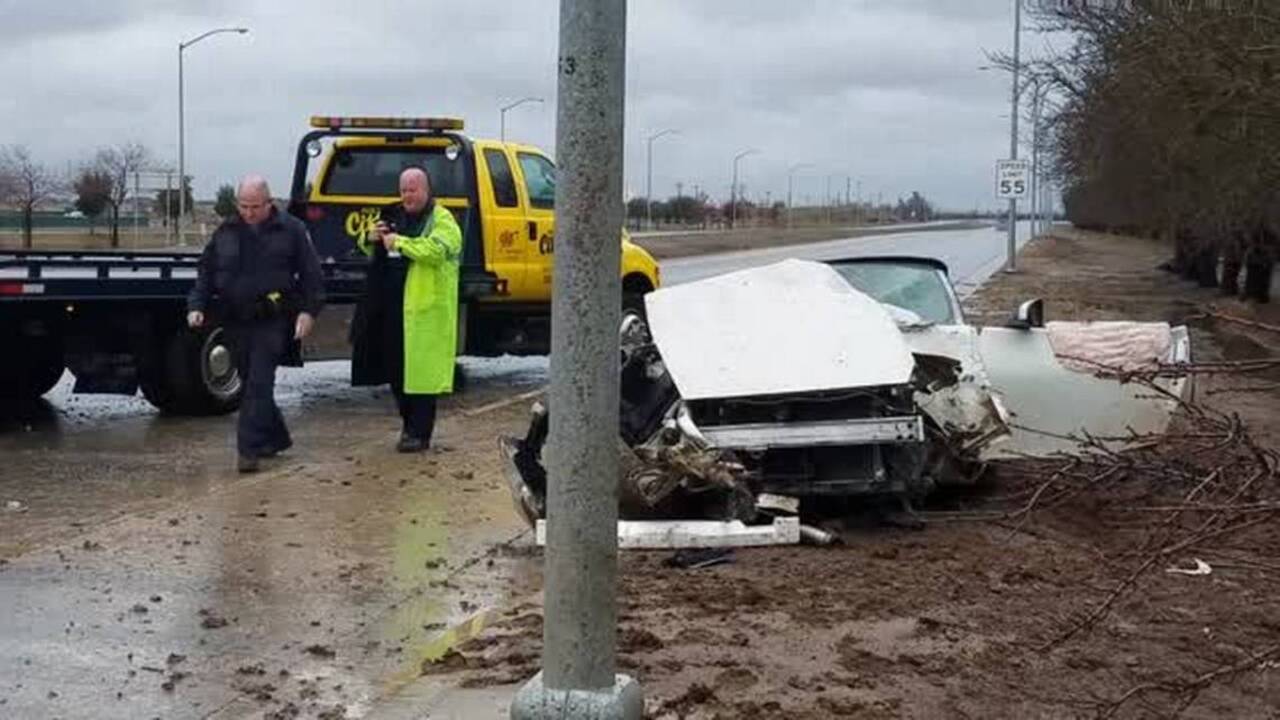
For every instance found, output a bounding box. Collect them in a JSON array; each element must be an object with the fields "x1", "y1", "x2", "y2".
[{"x1": 350, "y1": 166, "x2": 462, "y2": 452}]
